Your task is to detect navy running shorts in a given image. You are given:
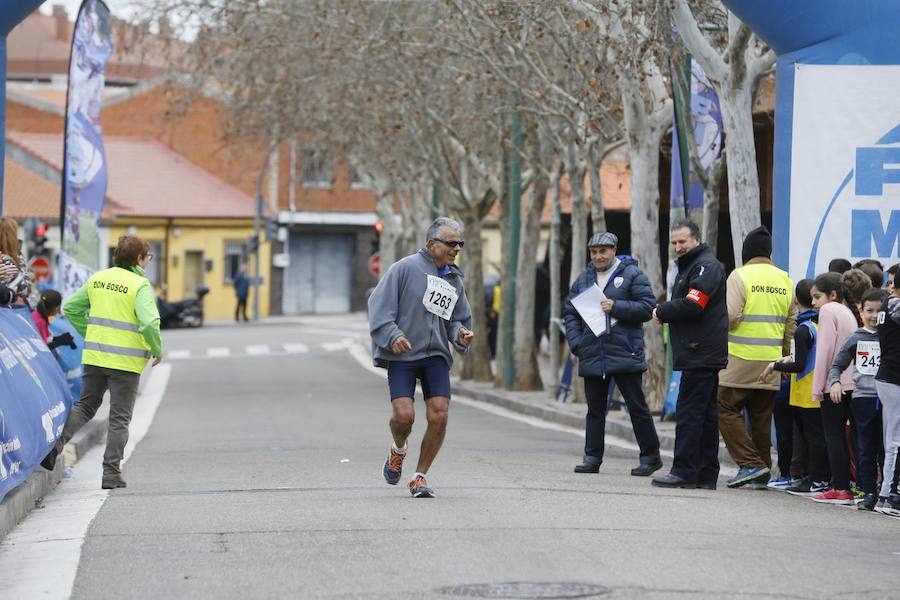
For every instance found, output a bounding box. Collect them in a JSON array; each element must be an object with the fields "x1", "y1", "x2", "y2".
[{"x1": 387, "y1": 356, "x2": 451, "y2": 401}]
